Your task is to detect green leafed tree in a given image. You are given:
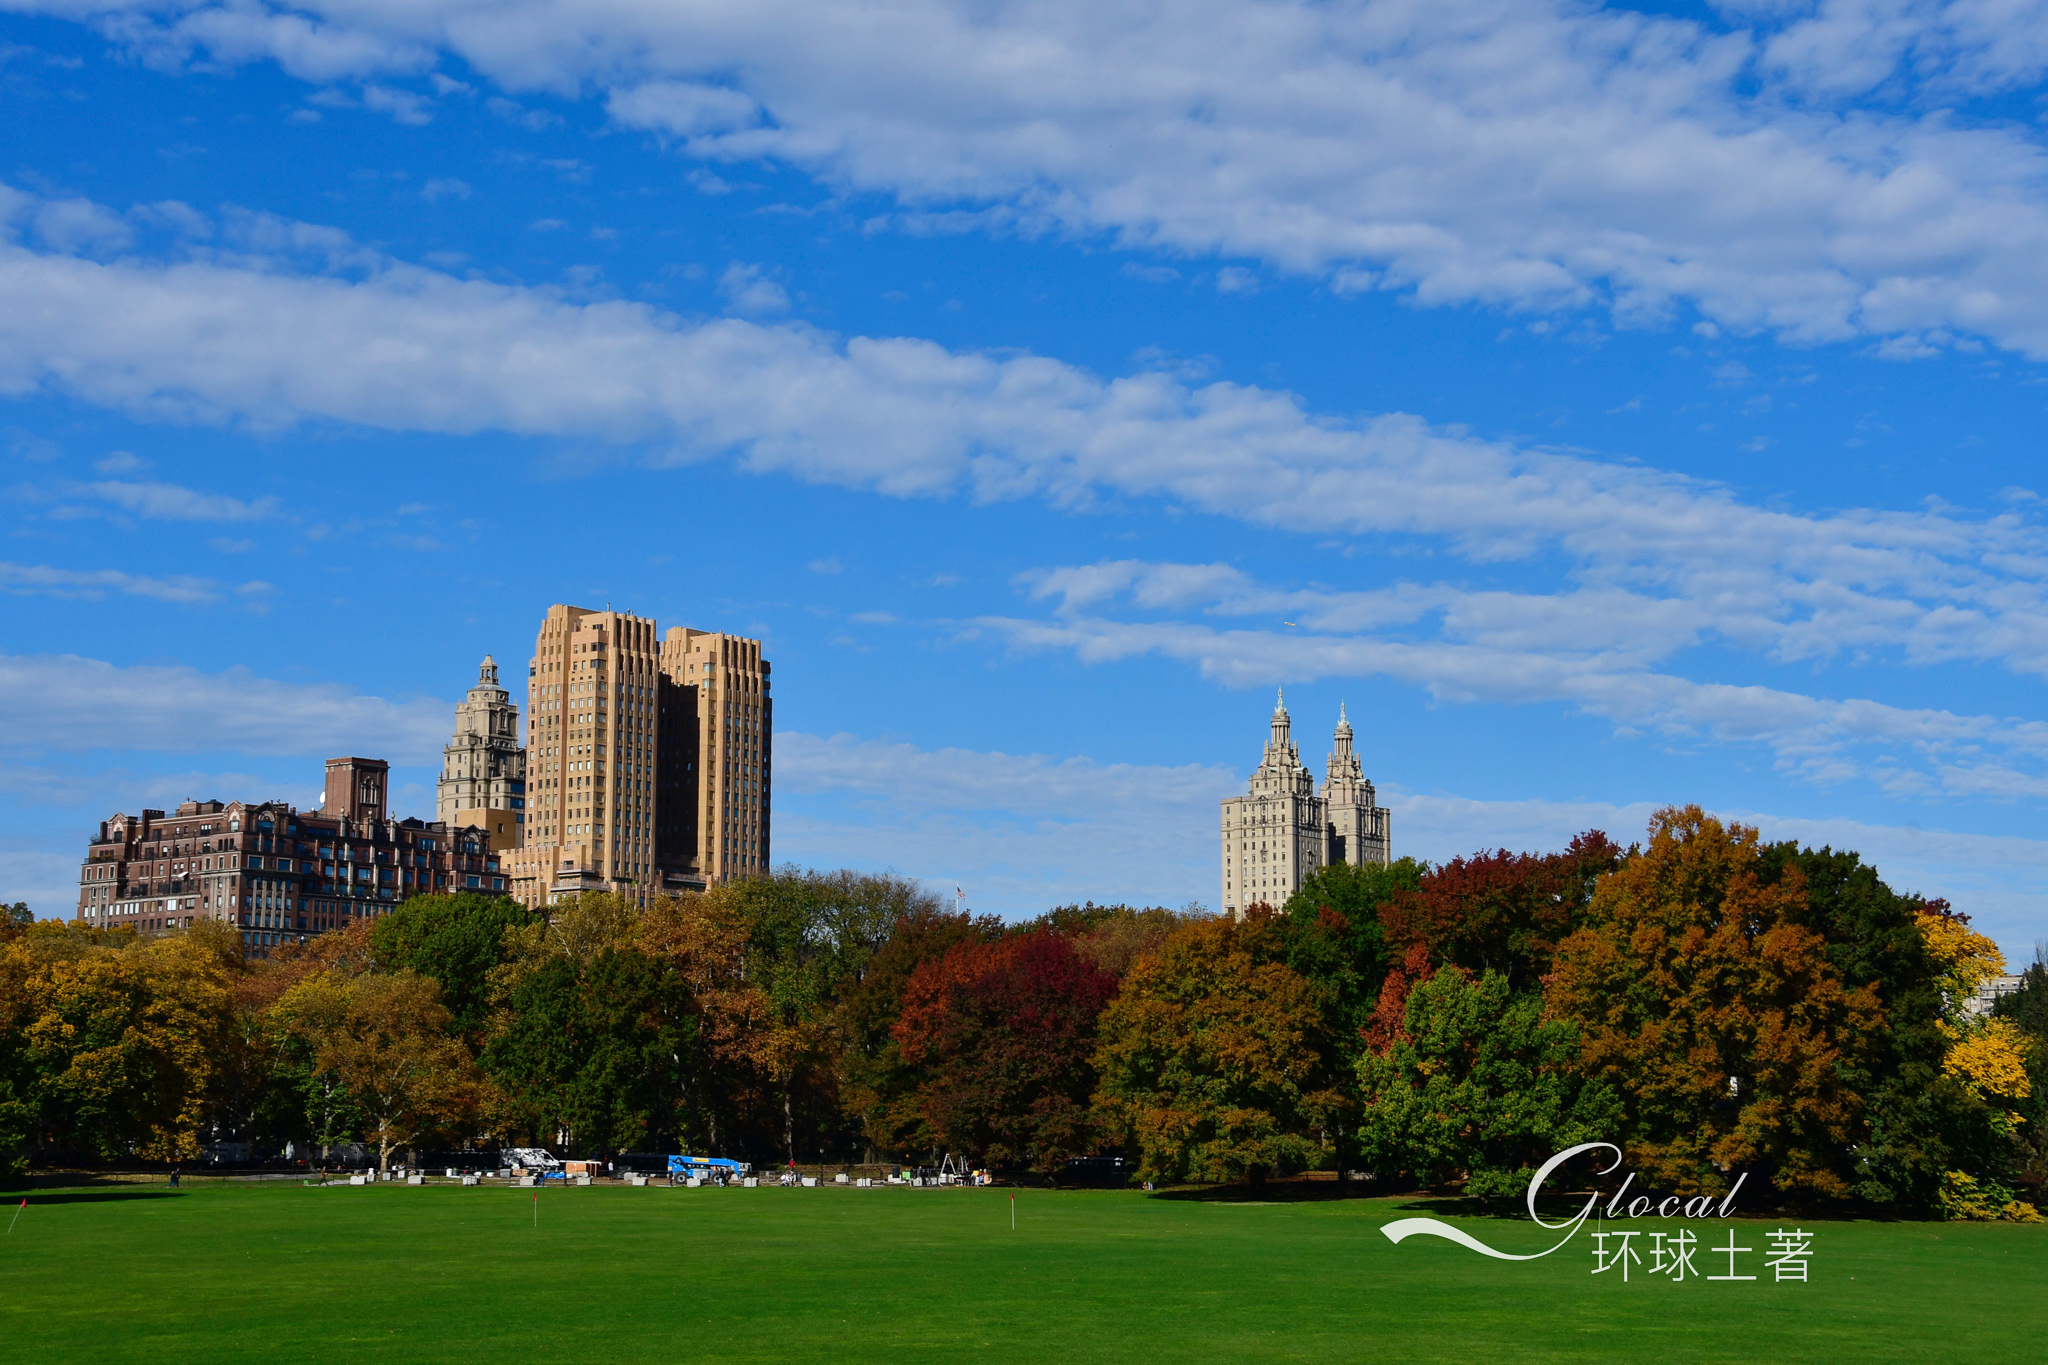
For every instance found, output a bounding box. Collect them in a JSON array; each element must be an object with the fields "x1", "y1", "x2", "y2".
[
  {"x1": 1277, "y1": 858, "x2": 1423, "y2": 1047},
  {"x1": 370, "y1": 892, "x2": 534, "y2": 1036},
  {"x1": 1764, "y1": 845, "x2": 2012, "y2": 1207},
  {"x1": 1356, "y1": 965, "x2": 1620, "y2": 1196}
]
